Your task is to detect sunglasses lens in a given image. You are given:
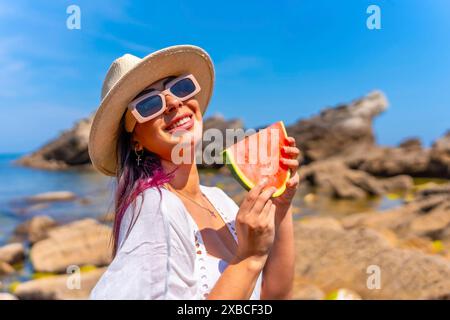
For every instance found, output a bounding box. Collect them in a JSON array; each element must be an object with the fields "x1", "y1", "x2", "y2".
[
  {"x1": 170, "y1": 78, "x2": 196, "y2": 98},
  {"x1": 135, "y1": 95, "x2": 163, "y2": 118}
]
